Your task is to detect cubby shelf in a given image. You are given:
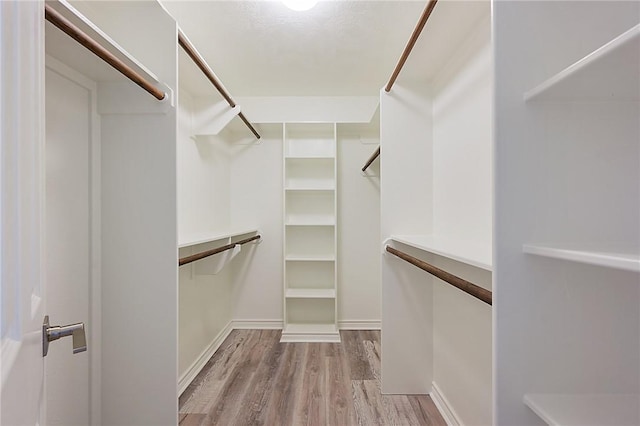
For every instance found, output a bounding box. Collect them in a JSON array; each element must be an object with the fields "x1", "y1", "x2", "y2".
[
  {"x1": 285, "y1": 255, "x2": 336, "y2": 262},
  {"x1": 284, "y1": 186, "x2": 335, "y2": 191},
  {"x1": 285, "y1": 289, "x2": 336, "y2": 299},
  {"x1": 285, "y1": 220, "x2": 335, "y2": 226},
  {"x1": 282, "y1": 123, "x2": 338, "y2": 343},
  {"x1": 523, "y1": 244, "x2": 640, "y2": 273},
  {"x1": 390, "y1": 235, "x2": 492, "y2": 271},
  {"x1": 285, "y1": 155, "x2": 334, "y2": 160},
  {"x1": 524, "y1": 393, "x2": 640, "y2": 426},
  {"x1": 524, "y1": 24, "x2": 640, "y2": 101}
]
